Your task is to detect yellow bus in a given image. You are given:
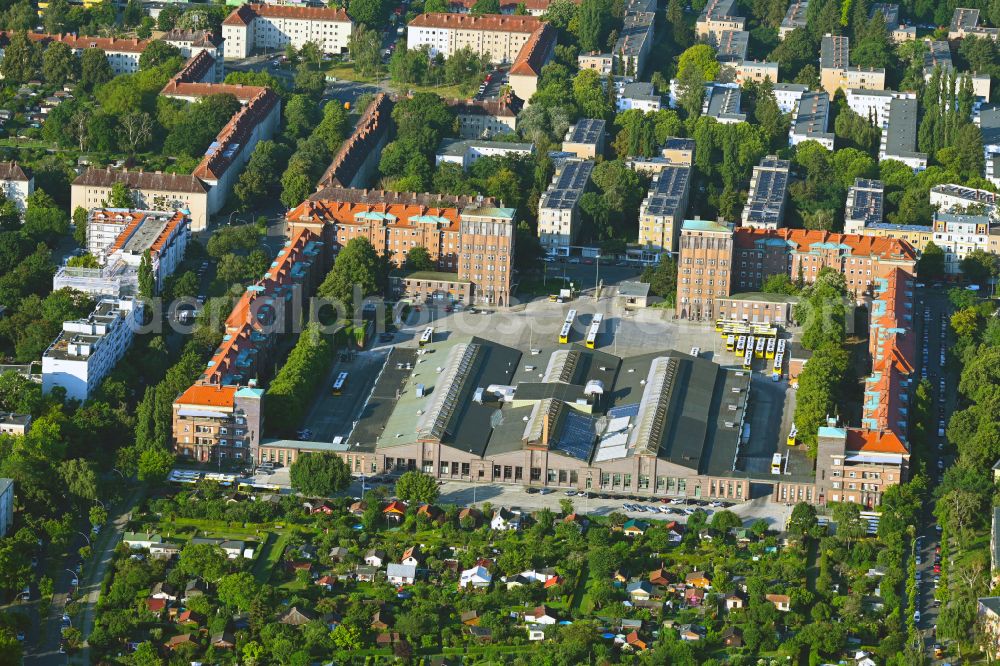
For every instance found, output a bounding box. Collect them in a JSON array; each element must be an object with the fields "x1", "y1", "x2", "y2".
[
  {"x1": 766, "y1": 337, "x2": 776, "y2": 359},
  {"x1": 736, "y1": 335, "x2": 747, "y2": 355},
  {"x1": 742, "y1": 349, "x2": 753, "y2": 371},
  {"x1": 754, "y1": 337, "x2": 765, "y2": 359},
  {"x1": 585, "y1": 313, "x2": 602, "y2": 349},
  {"x1": 771, "y1": 453, "x2": 783, "y2": 474},
  {"x1": 726, "y1": 335, "x2": 736, "y2": 352},
  {"x1": 419, "y1": 327, "x2": 434, "y2": 347},
  {"x1": 753, "y1": 323, "x2": 777, "y2": 338},
  {"x1": 787, "y1": 425, "x2": 798, "y2": 446},
  {"x1": 715, "y1": 319, "x2": 724, "y2": 332},
  {"x1": 332, "y1": 371, "x2": 349, "y2": 395},
  {"x1": 772, "y1": 353, "x2": 783, "y2": 380}
]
